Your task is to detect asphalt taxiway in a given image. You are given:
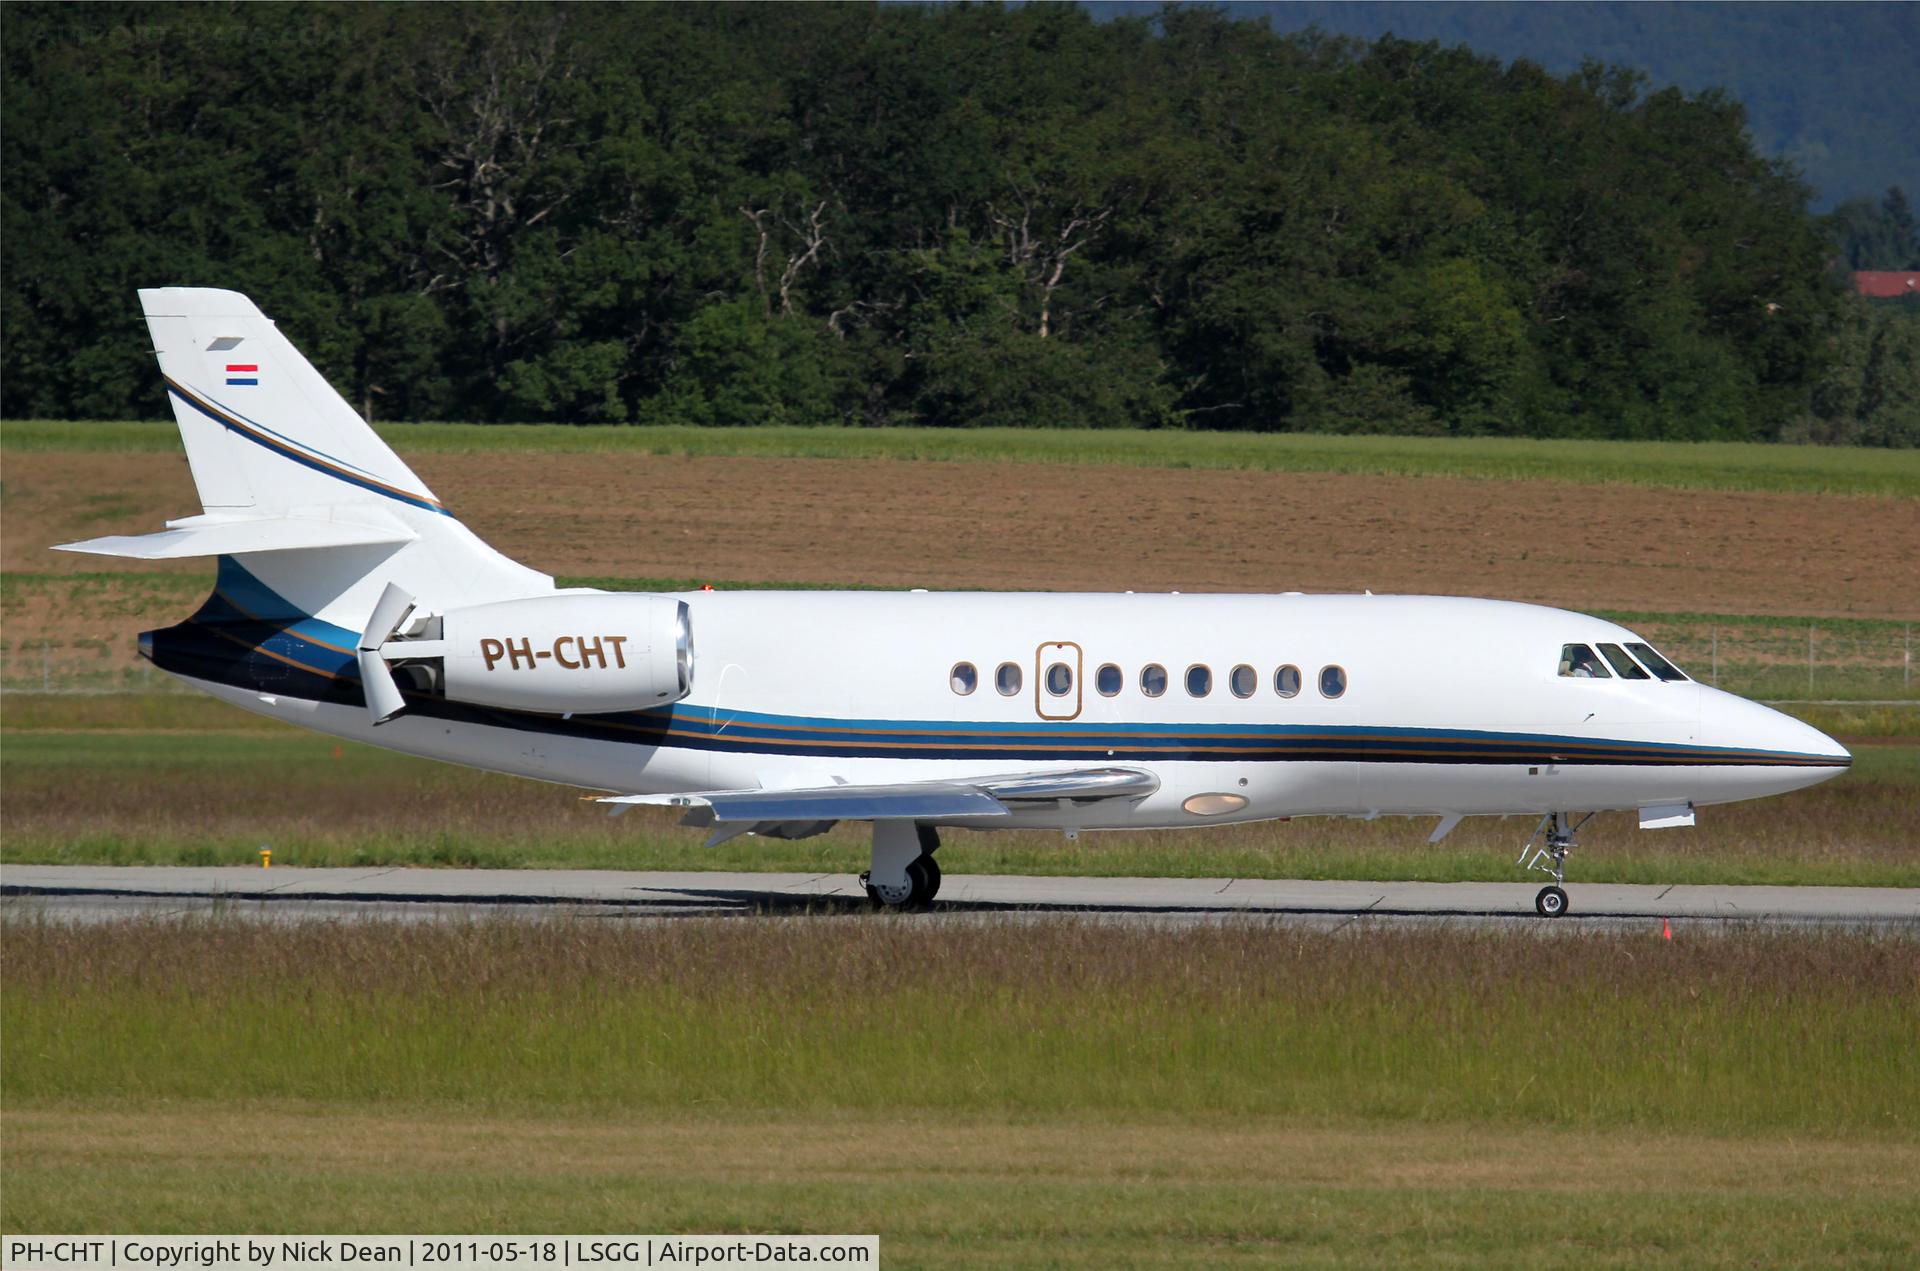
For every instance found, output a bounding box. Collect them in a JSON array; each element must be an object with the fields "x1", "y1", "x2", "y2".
[{"x1": 3, "y1": 865, "x2": 1915, "y2": 930}]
